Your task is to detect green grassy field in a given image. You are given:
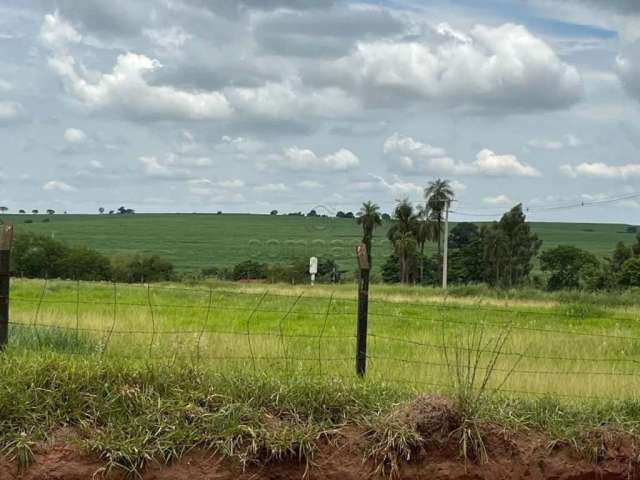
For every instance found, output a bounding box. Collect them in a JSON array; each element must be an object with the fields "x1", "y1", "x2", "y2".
[
  {"x1": 5, "y1": 278, "x2": 640, "y2": 476},
  {"x1": 9, "y1": 278, "x2": 640, "y2": 400},
  {"x1": 1, "y1": 213, "x2": 636, "y2": 273}
]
